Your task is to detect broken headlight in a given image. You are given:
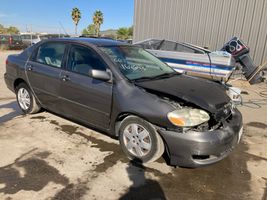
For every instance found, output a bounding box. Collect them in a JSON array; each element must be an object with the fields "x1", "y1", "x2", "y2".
[{"x1": 167, "y1": 108, "x2": 210, "y2": 127}]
